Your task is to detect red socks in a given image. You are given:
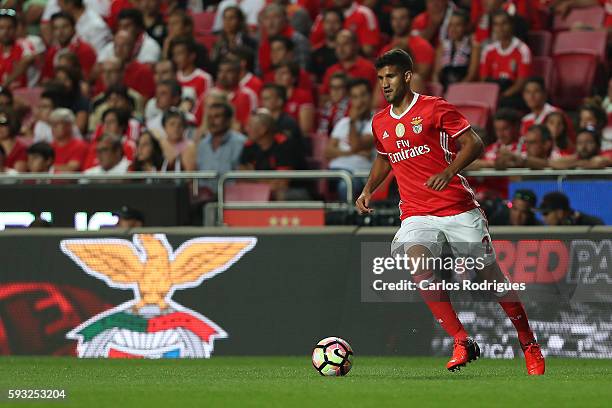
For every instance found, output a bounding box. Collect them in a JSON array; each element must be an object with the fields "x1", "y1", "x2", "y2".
[
  {"x1": 498, "y1": 292, "x2": 535, "y2": 346},
  {"x1": 413, "y1": 272, "x2": 468, "y2": 341}
]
